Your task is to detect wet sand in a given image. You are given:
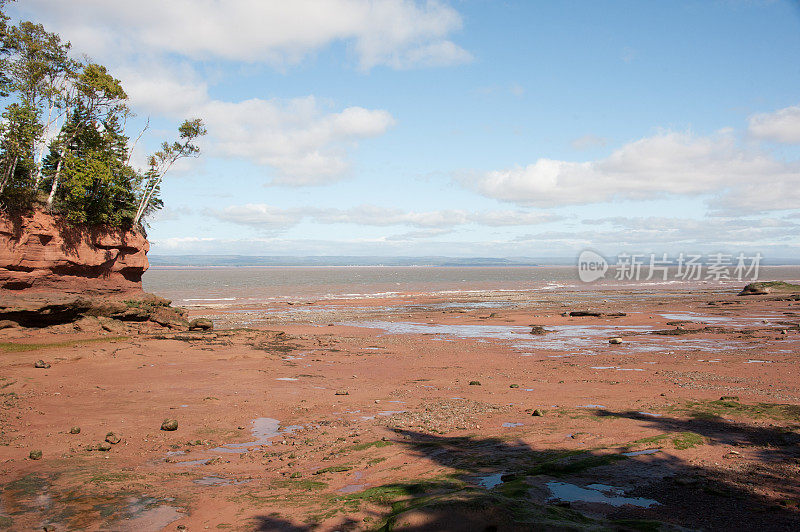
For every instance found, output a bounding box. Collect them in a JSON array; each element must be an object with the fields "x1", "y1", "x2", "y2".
[{"x1": 1, "y1": 286, "x2": 799, "y2": 530}]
